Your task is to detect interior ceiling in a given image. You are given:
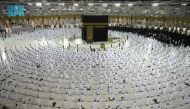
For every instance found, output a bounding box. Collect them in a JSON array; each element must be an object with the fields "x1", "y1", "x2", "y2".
[
  {"x1": 0, "y1": 0, "x2": 189, "y2": 2},
  {"x1": 0, "y1": 0, "x2": 189, "y2": 17},
  {"x1": 0, "y1": 0, "x2": 189, "y2": 5}
]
